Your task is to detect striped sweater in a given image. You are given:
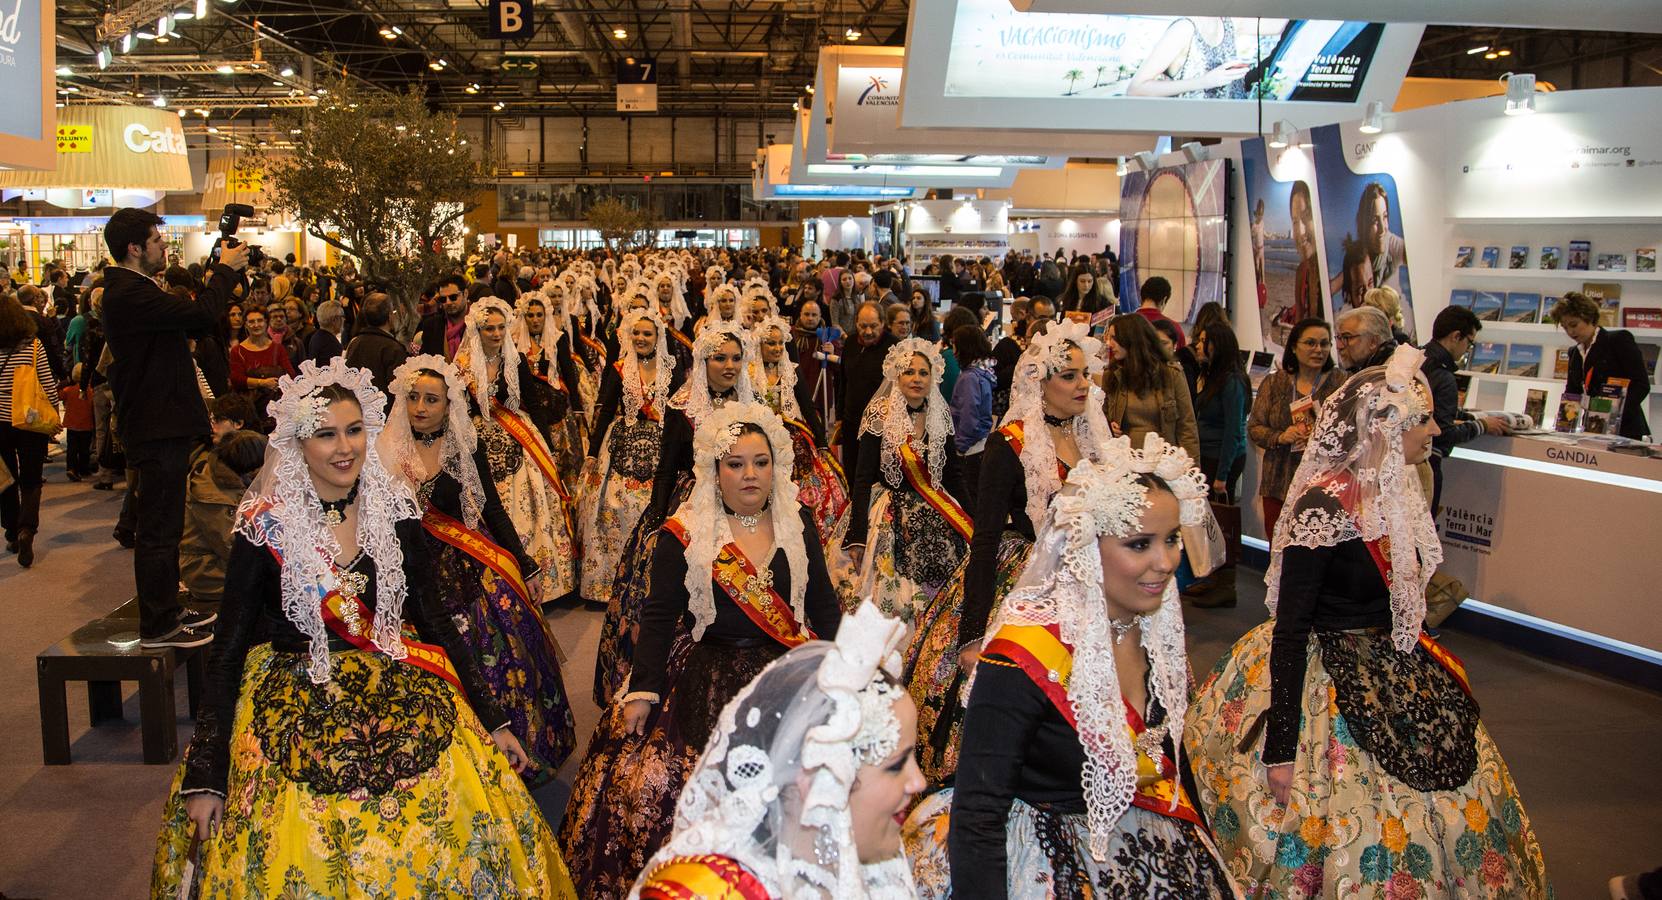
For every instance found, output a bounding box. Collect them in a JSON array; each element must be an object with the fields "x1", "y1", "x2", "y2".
[{"x1": 0, "y1": 338, "x2": 61, "y2": 422}]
